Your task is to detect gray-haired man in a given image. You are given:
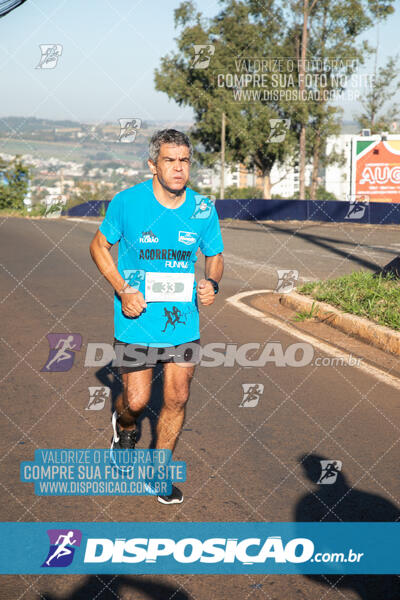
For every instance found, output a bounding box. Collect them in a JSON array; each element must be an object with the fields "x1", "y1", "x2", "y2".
[{"x1": 90, "y1": 129, "x2": 224, "y2": 504}]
